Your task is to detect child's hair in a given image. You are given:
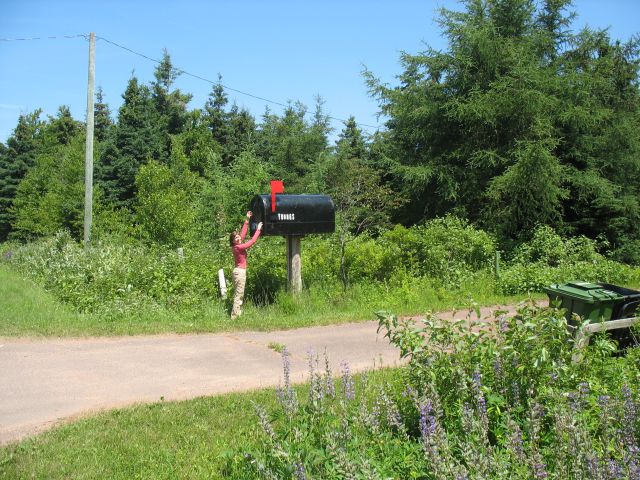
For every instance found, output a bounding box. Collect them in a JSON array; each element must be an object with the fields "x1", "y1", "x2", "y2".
[{"x1": 229, "y1": 231, "x2": 238, "y2": 247}]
